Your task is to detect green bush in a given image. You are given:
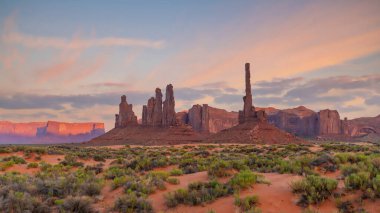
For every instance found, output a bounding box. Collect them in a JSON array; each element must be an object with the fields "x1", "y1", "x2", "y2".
[
  {"x1": 2, "y1": 156, "x2": 26, "y2": 164},
  {"x1": 234, "y1": 195, "x2": 260, "y2": 212},
  {"x1": 229, "y1": 170, "x2": 258, "y2": 189},
  {"x1": 112, "y1": 176, "x2": 128, "y2": 190},
  {"x1": 60, "y1": 196, "x2": 95, "y2": 213},
  {"x1": 344, "y1": 172, "x2": 371, "y2": 191},
  {"x1": 27, "y1": 162, "x2": 39, "y2": 168},
  {"x1": 208, "y1": 160, "x2": 231, "y2": 178},
  {"x1": 167, "y1": 177, "x2": 179, "y2": 185},
  {"x1": 169, "y1": 168, "x2": 183, "y2": 176},
  {"x1": 114, "y1": 193, "x2": 153, "y2": 213},
  {"x1": 291, "y1": 175, "x2": 337, "y2": 206},
  {"x1": 165, "y1": 181, "x2": 233, "y2": 207}
]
